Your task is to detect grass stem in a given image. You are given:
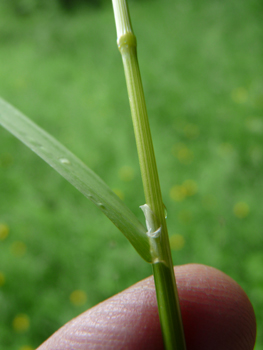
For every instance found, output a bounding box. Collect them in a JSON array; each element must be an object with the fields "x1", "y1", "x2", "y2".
[{"x1": 112, "y1": 1, "x2": 186, "y2": 349}]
